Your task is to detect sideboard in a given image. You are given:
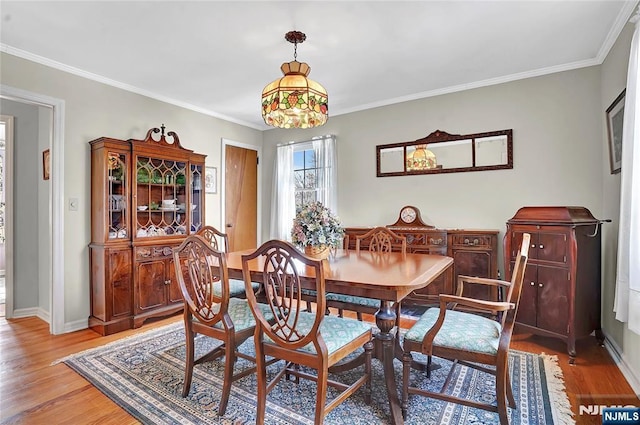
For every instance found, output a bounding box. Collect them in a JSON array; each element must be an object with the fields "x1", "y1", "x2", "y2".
[{"x1": 343, "y1": 206, "x2": 499, "y2": 306}]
